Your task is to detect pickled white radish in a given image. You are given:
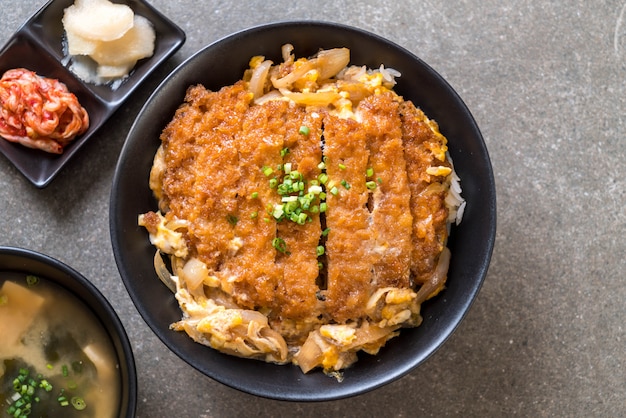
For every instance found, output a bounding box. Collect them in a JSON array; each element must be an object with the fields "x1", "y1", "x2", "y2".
[
  {"x1": 65, "y1": 29, "x2": 98, "y2": 55},
  {"x1": 90, "y1": 16, "x2": 155, "y2": 66},
  {"x1": 97, "y1": 62, "x2": 136, "y2": 79},
  {"x1": 62, "y1": 0, "x2": 134, "y2": 42},
  {"x1": 62, "y1": 0, "x2": 157, "y2": 83}
]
